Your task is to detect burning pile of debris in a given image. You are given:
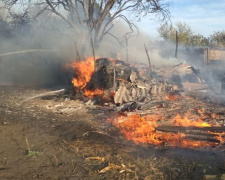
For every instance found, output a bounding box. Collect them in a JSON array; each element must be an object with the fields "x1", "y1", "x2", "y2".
[
  {"x1": 108, "y1": 112, "x2": 225, "y2": 148},
  {"x1": 65, "y1": 57, "x2": 179, "y2": 105},
  {"x1": 54, "y1": 57, "x2": 225, "y2": 149}
]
